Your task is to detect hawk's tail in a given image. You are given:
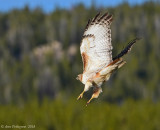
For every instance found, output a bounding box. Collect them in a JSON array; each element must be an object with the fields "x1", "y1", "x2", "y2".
[{"x1": 113, "y1": 38, "x2": 141, "y2": 61}]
